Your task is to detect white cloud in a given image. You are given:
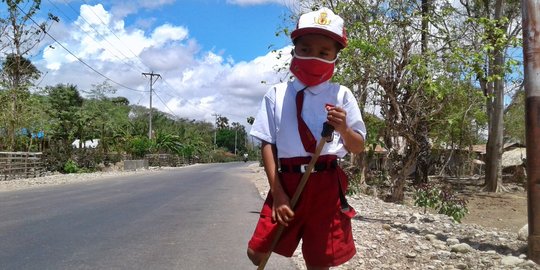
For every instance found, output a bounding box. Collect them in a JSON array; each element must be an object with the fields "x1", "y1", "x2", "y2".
[
  {"x1": 36, "y1": 3, "x2": 290, "y2": 127},
  {"x1": 145, "y1": 48, "x2": 292, "y2": 125},
  {"x1": 150, "y1": 24, "x2": 189, "y2": 46},
  {"x1": 79, "y1": 4, "x2": 111, "y2": 26}
]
